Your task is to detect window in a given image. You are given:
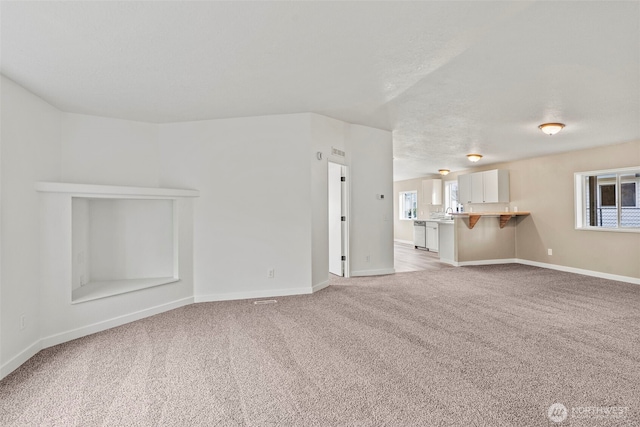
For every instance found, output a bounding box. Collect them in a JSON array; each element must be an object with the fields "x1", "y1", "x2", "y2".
[
  {"x1": 399, "y1": 191, "x2": 417, "y2": 220},
  {"x1": 575, "y1": 167, "x2": 640, "y2": 231},
  {"x1": 444, "y1": 180, "x2": 459, "y2": 213}
]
